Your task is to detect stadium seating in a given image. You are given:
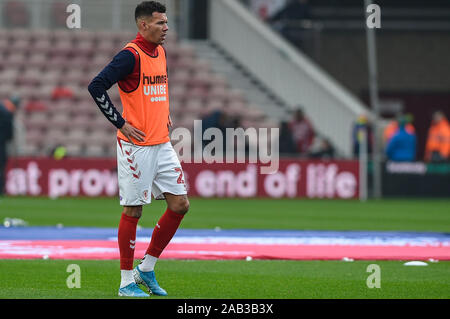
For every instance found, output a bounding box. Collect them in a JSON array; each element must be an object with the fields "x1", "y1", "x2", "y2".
[{"x1": 0, "y1": 28, "x2": 270, "y2": 157}]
